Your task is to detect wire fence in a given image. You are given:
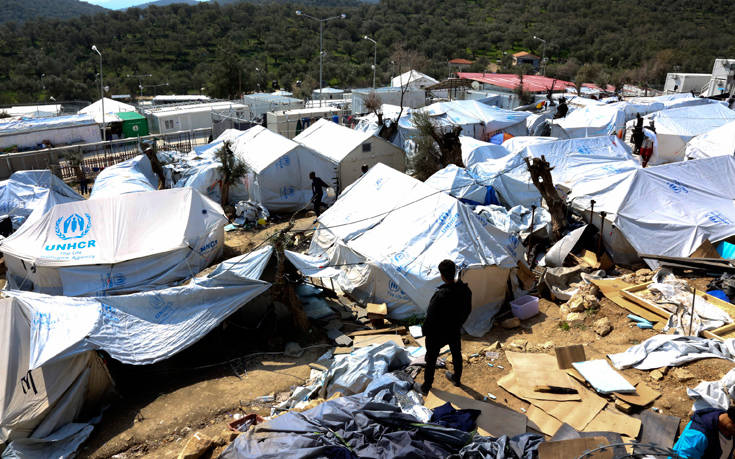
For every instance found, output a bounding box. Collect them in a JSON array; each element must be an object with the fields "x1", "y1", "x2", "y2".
[{"x1": 0, "y1": 128, "x2": 212, "y2": 182}]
